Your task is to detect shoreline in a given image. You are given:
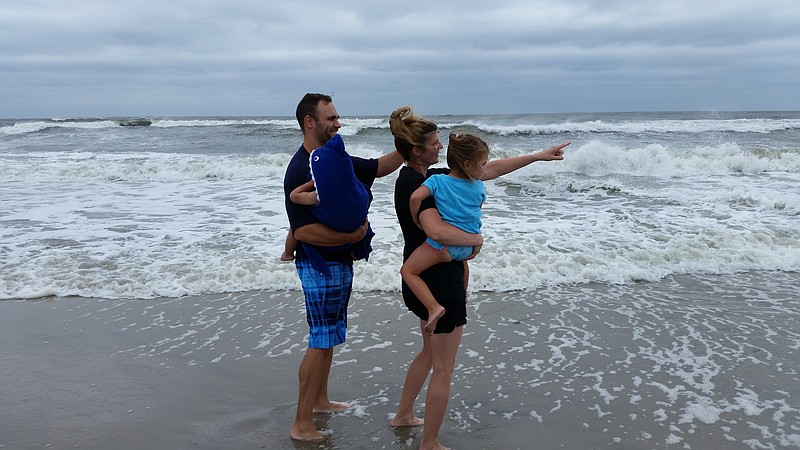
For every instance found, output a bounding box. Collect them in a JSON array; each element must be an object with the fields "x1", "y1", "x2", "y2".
[{"x1": 2, "y1": 272, "x2": 799, "y2": 449}]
